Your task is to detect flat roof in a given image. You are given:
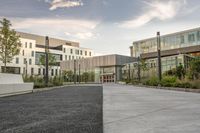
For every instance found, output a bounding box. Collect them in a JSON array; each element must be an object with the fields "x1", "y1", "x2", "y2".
[{"x1": 132, "y1": 27, "x2": 200, "y2": 44}]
